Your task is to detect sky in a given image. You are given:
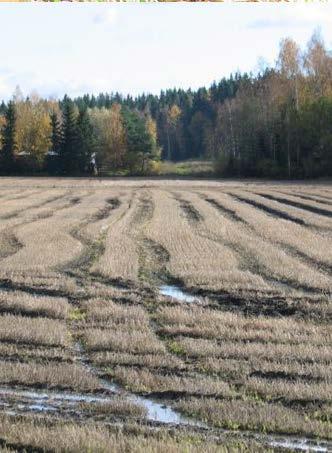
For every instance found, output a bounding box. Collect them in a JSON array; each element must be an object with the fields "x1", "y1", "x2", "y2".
[{"x1": 0, "y1": 3, "x2": 332, "y2": 100}]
